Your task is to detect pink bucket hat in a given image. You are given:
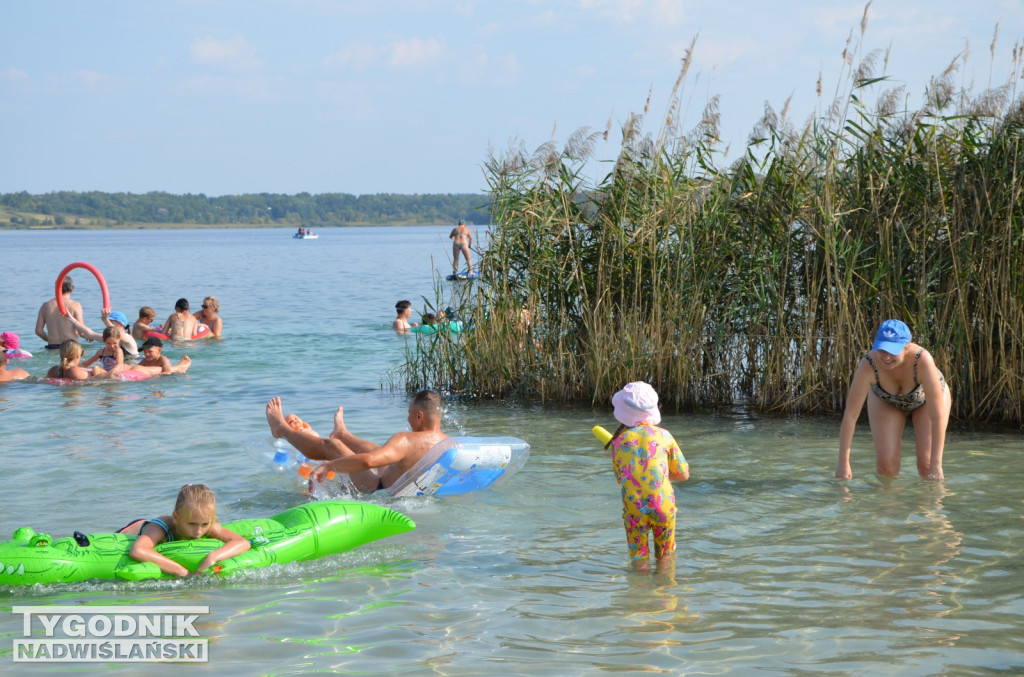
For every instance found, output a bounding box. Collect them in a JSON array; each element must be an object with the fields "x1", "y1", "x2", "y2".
[
  {"x1": 0, "y1": 331, "x2": 19, "y2": 350},
  {"x1": 612, "y1": 381, "x2": 661, "y2": 427}
]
